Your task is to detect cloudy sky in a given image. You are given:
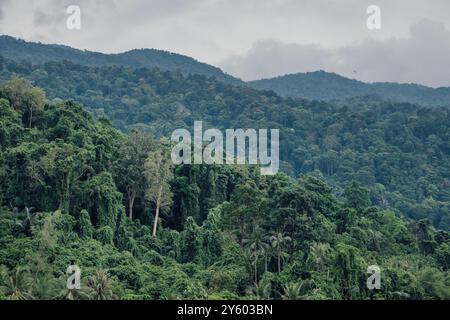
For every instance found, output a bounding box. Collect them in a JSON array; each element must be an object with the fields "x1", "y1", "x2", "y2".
[{"x1": 0, "y1": 0, "x2": 449, "y2": 87}]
